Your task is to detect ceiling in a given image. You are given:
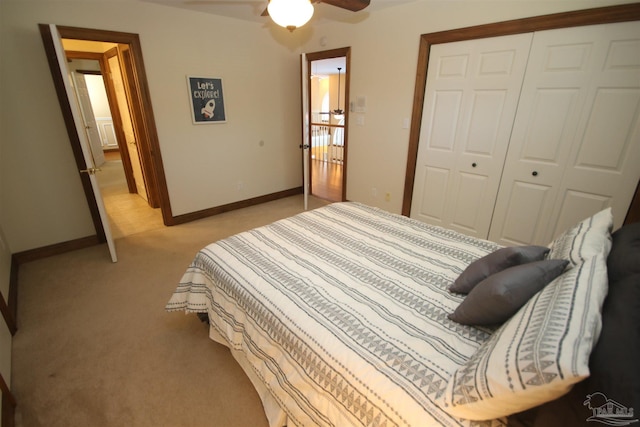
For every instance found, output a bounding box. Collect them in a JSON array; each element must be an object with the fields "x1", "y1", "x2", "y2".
[
  {"x1": 311, "y1": 57, "x2": 346, "y2": 77},
  {"x1": 137, "y1": 0, "x2": 421, "y2": 75},
  {"x1": 139, "y1": 0, "x2": 421, "y2": 25}
]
